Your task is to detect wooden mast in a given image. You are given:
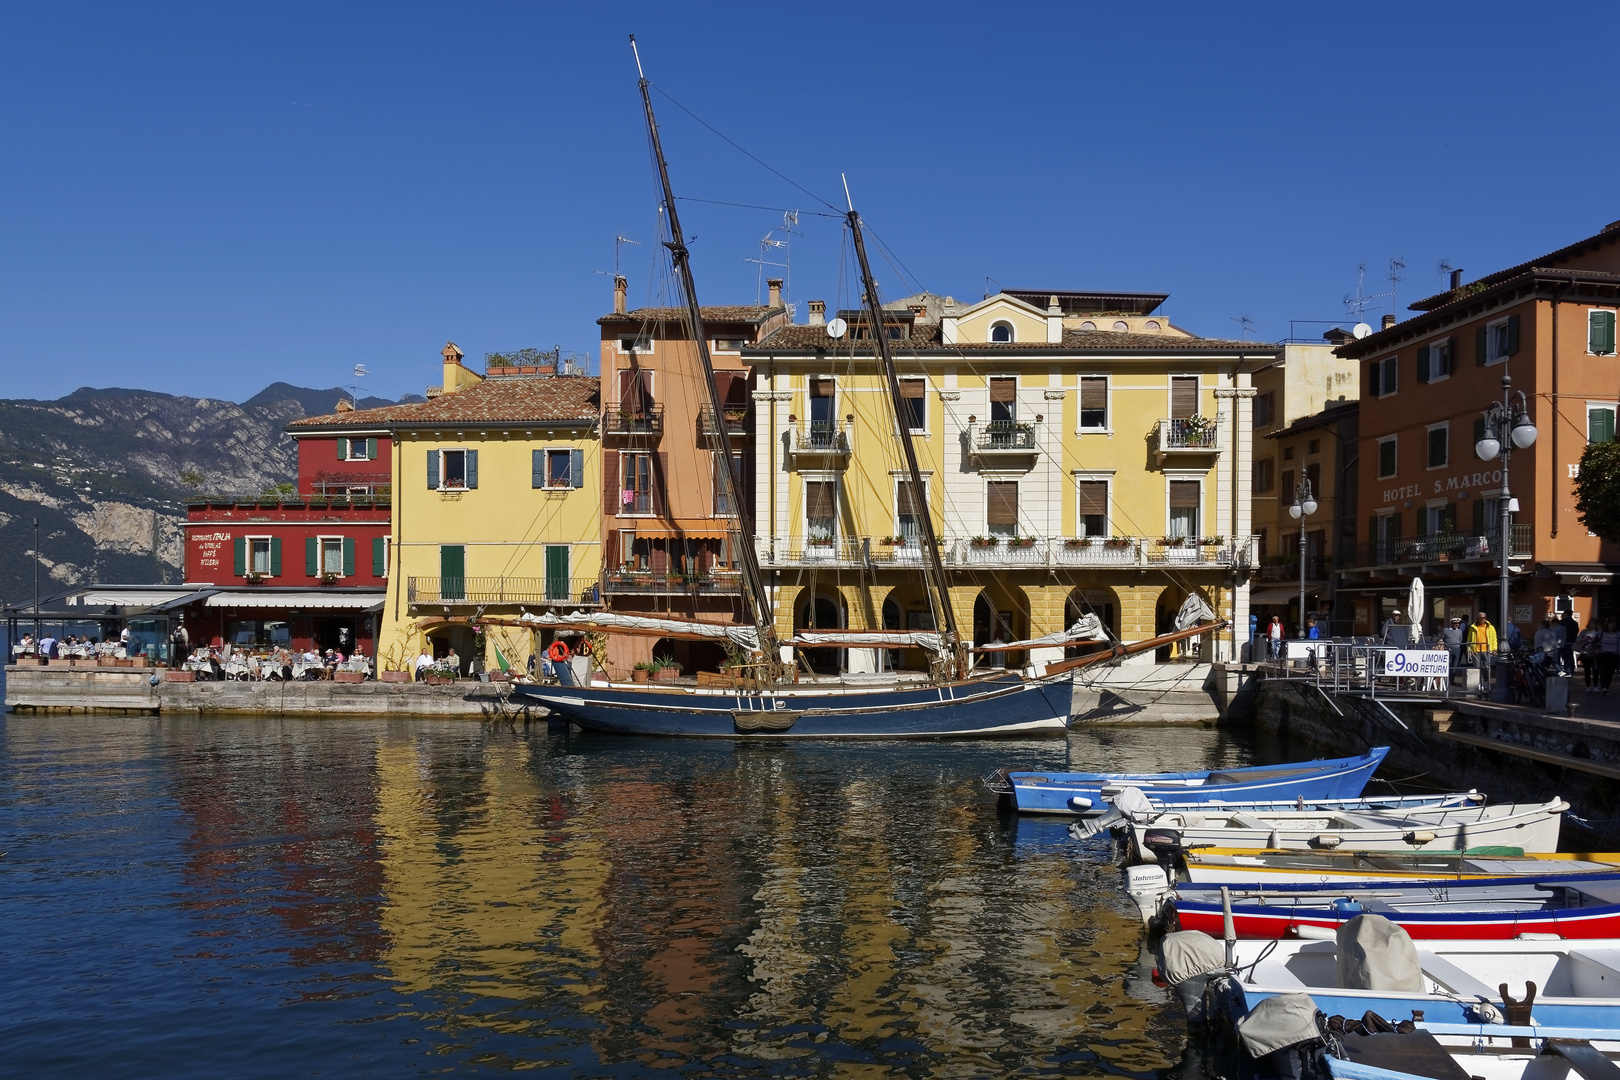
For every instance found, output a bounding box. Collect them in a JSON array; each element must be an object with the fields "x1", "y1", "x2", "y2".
[
  {"x1": 844, "y1": 197, "x2": 967, "y2": 678},
  {"x1": 630, "y1": 37, "x2": 781, "y2": 675}
]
